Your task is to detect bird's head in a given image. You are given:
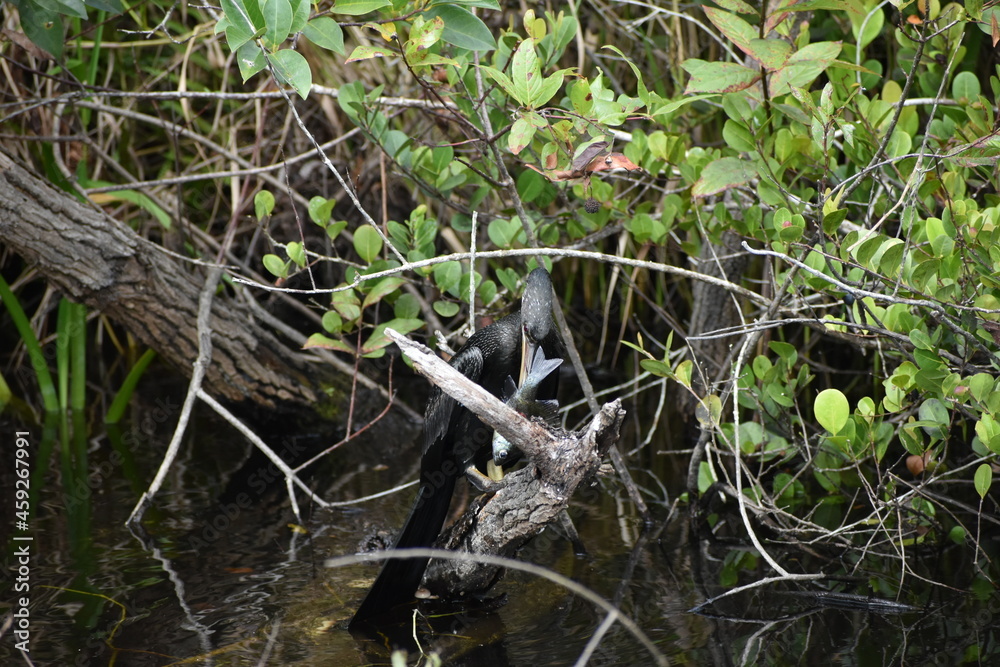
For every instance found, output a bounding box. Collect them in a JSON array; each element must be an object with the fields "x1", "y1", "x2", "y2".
[{"x1": 519, "y1": 267, "x2": 554, "y2": 383}]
